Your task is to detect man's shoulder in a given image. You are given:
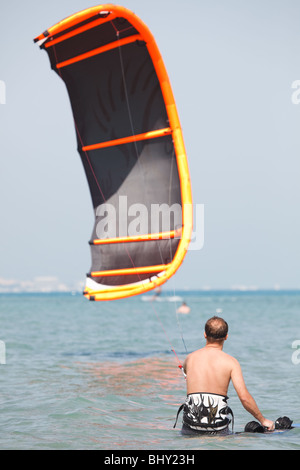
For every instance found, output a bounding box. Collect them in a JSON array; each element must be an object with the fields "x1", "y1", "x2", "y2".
[
  {"x1": 221, "y1": 349, "x2": 237, "y2": 360},
  {"x1": 184, "y1": 348, "x2": 204, "y2": 363},
  {"x1": 221, "y1": 351, "x2": 241, "y2": 367},
  {"x1": 186, "y1": 348, "x2": 240, "y2": 365},
  {"x1": 187, "y1": 348, "x2": 205, "y2": 358}
]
